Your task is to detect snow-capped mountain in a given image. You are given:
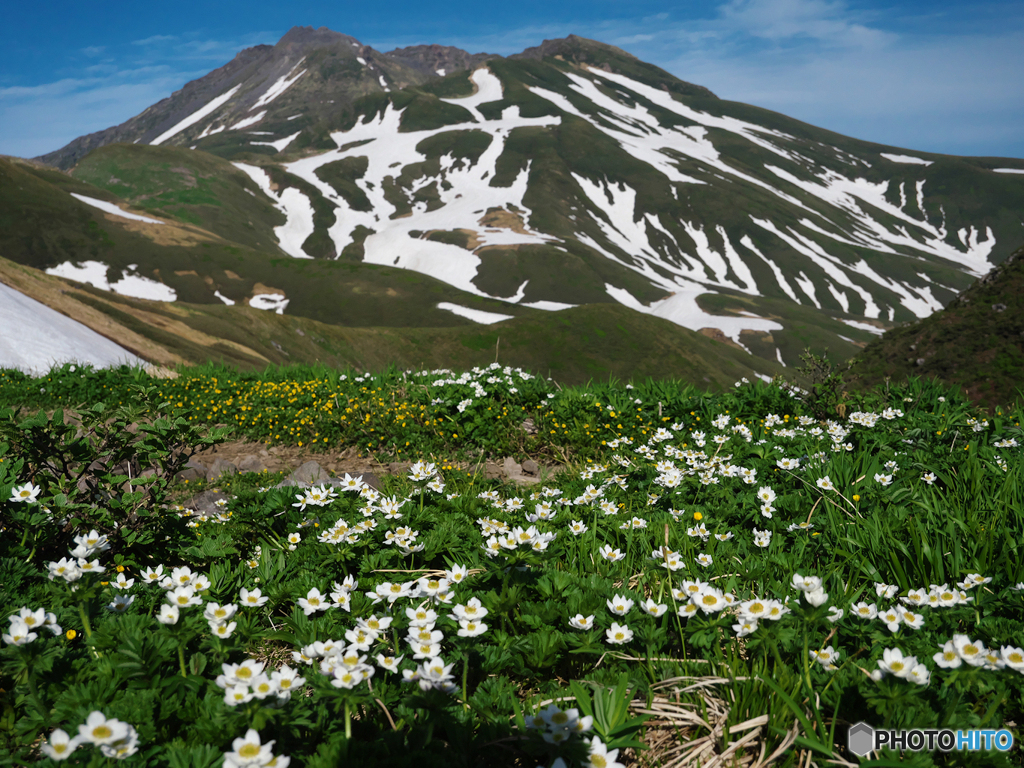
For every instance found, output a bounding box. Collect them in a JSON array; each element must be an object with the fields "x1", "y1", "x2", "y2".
[{"x1": 16, "y1": 29, "x2": 1024, "y2": 374}]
